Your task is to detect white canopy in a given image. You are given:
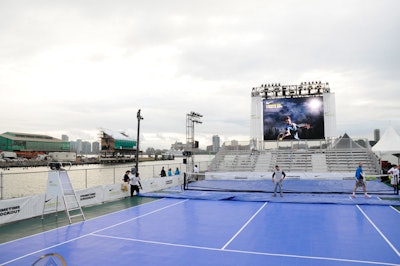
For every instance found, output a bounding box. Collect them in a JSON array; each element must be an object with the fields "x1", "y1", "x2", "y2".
[
  {"x1": 372, "y1": 126, "x2": 400, "y2": 152},
  {"x1": 371, "y1": 126, "x2": 400, "y2": 163}
]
